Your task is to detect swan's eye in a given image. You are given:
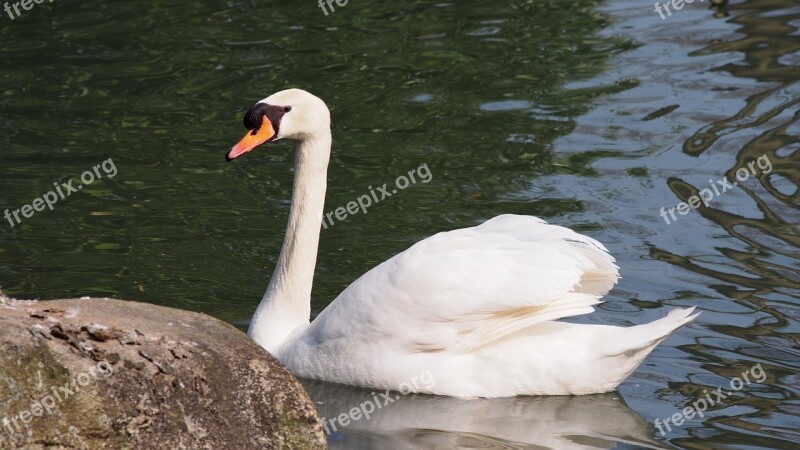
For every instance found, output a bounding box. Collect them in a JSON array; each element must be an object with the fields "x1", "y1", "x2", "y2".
[{"x1": 283, "y1": 106, "x2": 292, "y2": 113}]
